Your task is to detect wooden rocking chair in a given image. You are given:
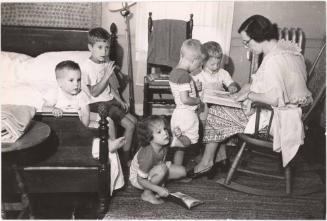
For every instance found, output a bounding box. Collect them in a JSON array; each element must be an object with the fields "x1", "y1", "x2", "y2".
[{"x1": 216, "y1": 29, "x2": 326, "y2": 196}]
